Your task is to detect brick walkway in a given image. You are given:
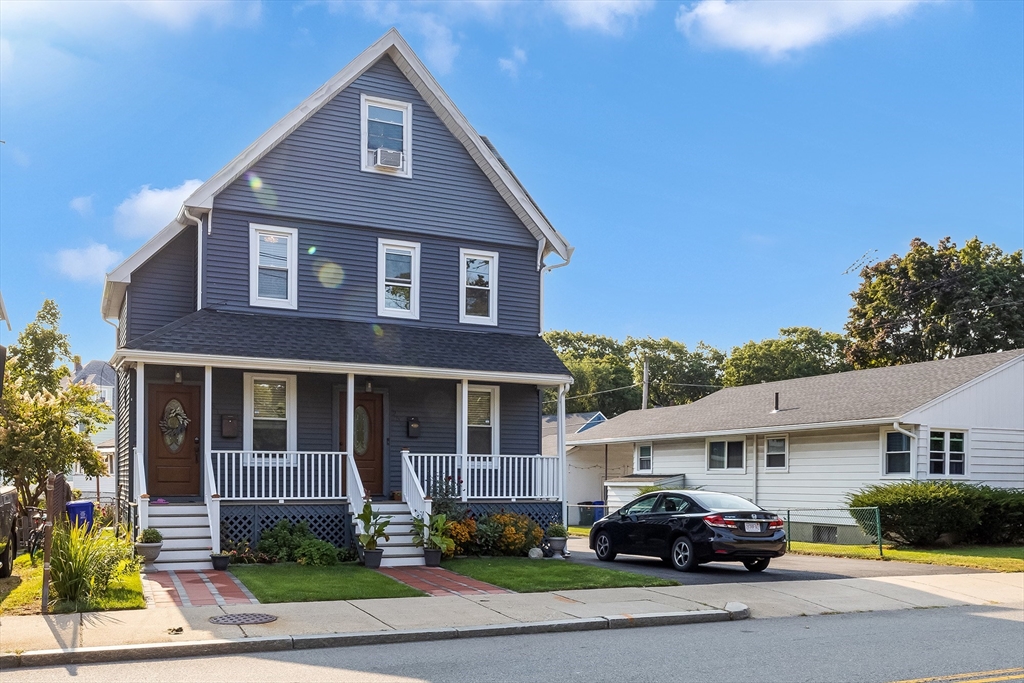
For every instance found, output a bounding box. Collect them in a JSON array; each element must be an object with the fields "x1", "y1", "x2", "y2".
[
  {"x1": 377, "y1": 566, "x2": 510, "y2": 596},
  {"x1": 142, "y1": 570, "x2": 259, "y2": 607}
]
